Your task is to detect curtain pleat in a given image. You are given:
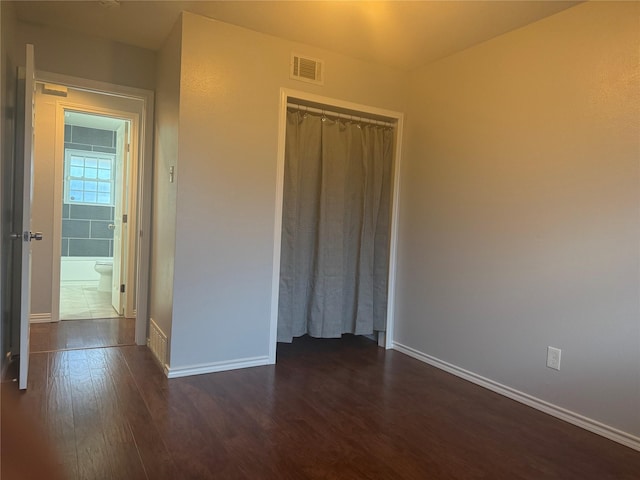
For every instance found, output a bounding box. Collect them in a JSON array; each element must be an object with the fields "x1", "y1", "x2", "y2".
[{"x1": 278, "y1": 110, "x2": 393, "y2": 343}]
